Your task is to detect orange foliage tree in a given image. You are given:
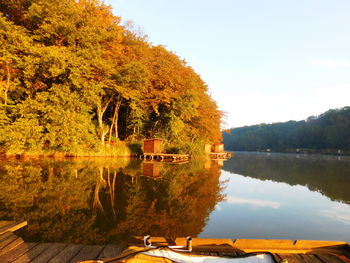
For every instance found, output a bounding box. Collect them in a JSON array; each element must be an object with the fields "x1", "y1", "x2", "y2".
[{"x1": 0, "y1": 0, "x2": 223, "y2": 155}]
